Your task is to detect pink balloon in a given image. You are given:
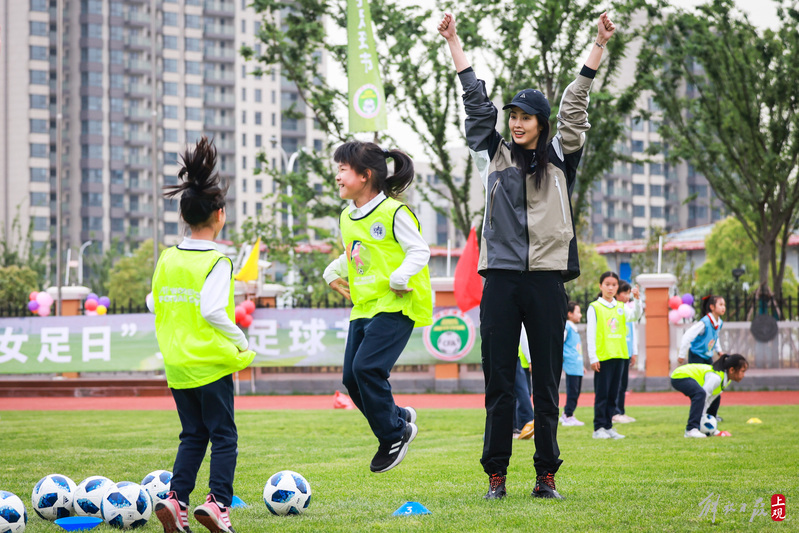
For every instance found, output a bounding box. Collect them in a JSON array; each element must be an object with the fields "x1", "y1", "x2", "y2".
[
  {"x1": 29, "y1": 291, "x2": 38, "y2": 301},
  {"x1": 668, "y1": 296, "x2": 682, "y2": 310},
  {"x1": 668, "y1": 309, "x2": 681, "y2": 324},
  {"x1": 241, "y1": 300, "x2": 256, "y2": 315},
  {"x1": 85, "y1": 299, "x2": 98, "y2": 311},
  {"x1": 36, "y1": 291, "x2": 53, "y2": 307},
  {"x1": 37, "y1": 305, "x2": 52, "y2": 317},
  {"x1": 677, "y1": 303, "x2": 694, "y2": 319}
]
